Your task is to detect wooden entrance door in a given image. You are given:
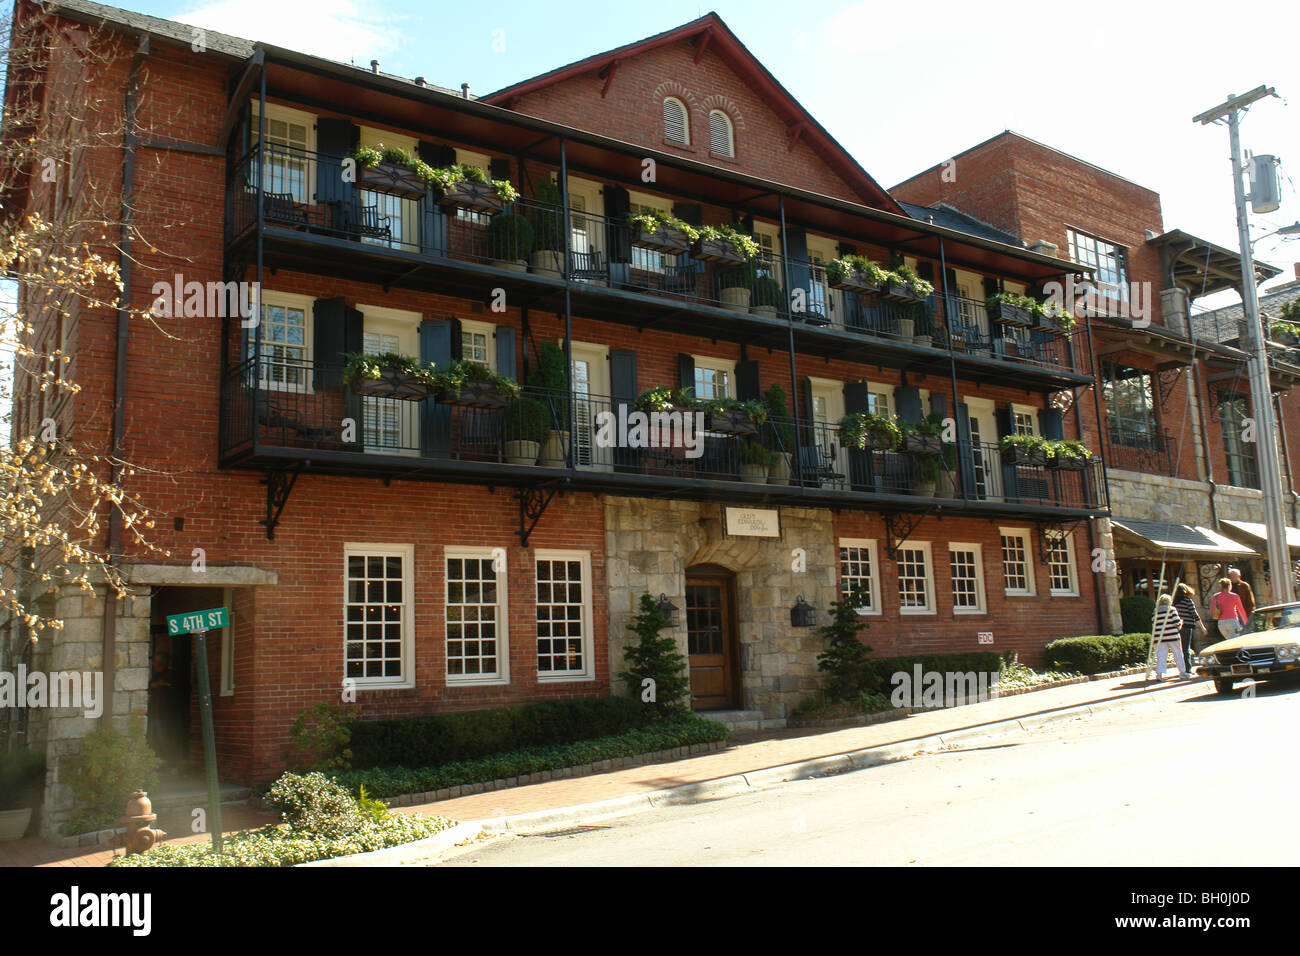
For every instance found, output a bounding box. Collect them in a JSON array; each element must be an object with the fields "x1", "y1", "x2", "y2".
[{"x1": 686, "y1": 569, "x2": 739, "y2": 710}]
